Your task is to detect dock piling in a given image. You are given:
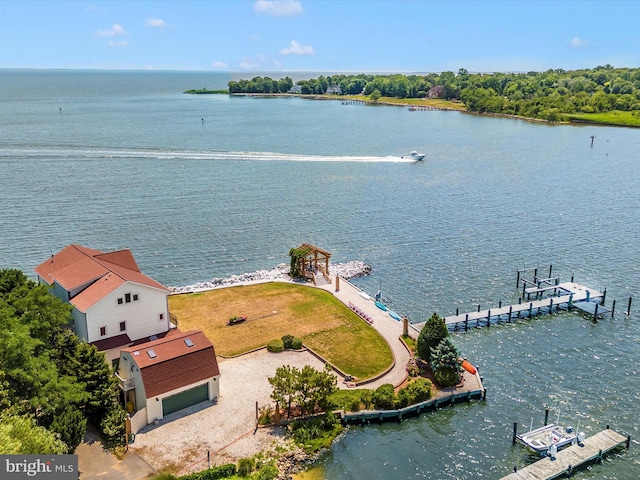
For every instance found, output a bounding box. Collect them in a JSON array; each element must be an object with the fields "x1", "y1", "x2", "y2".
[
  {"x1": 512, "y1": 422, "x2": 518, "y2": 444},
  {"x1": 612, "y1": 299, "x2": 616, "y2": 318},
  {"x1": 627, "y1": 296, "x2": 632, "y2": 315},
  {"x1": 544, "y1": 408, "x2": 549, "y2": 425}
]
